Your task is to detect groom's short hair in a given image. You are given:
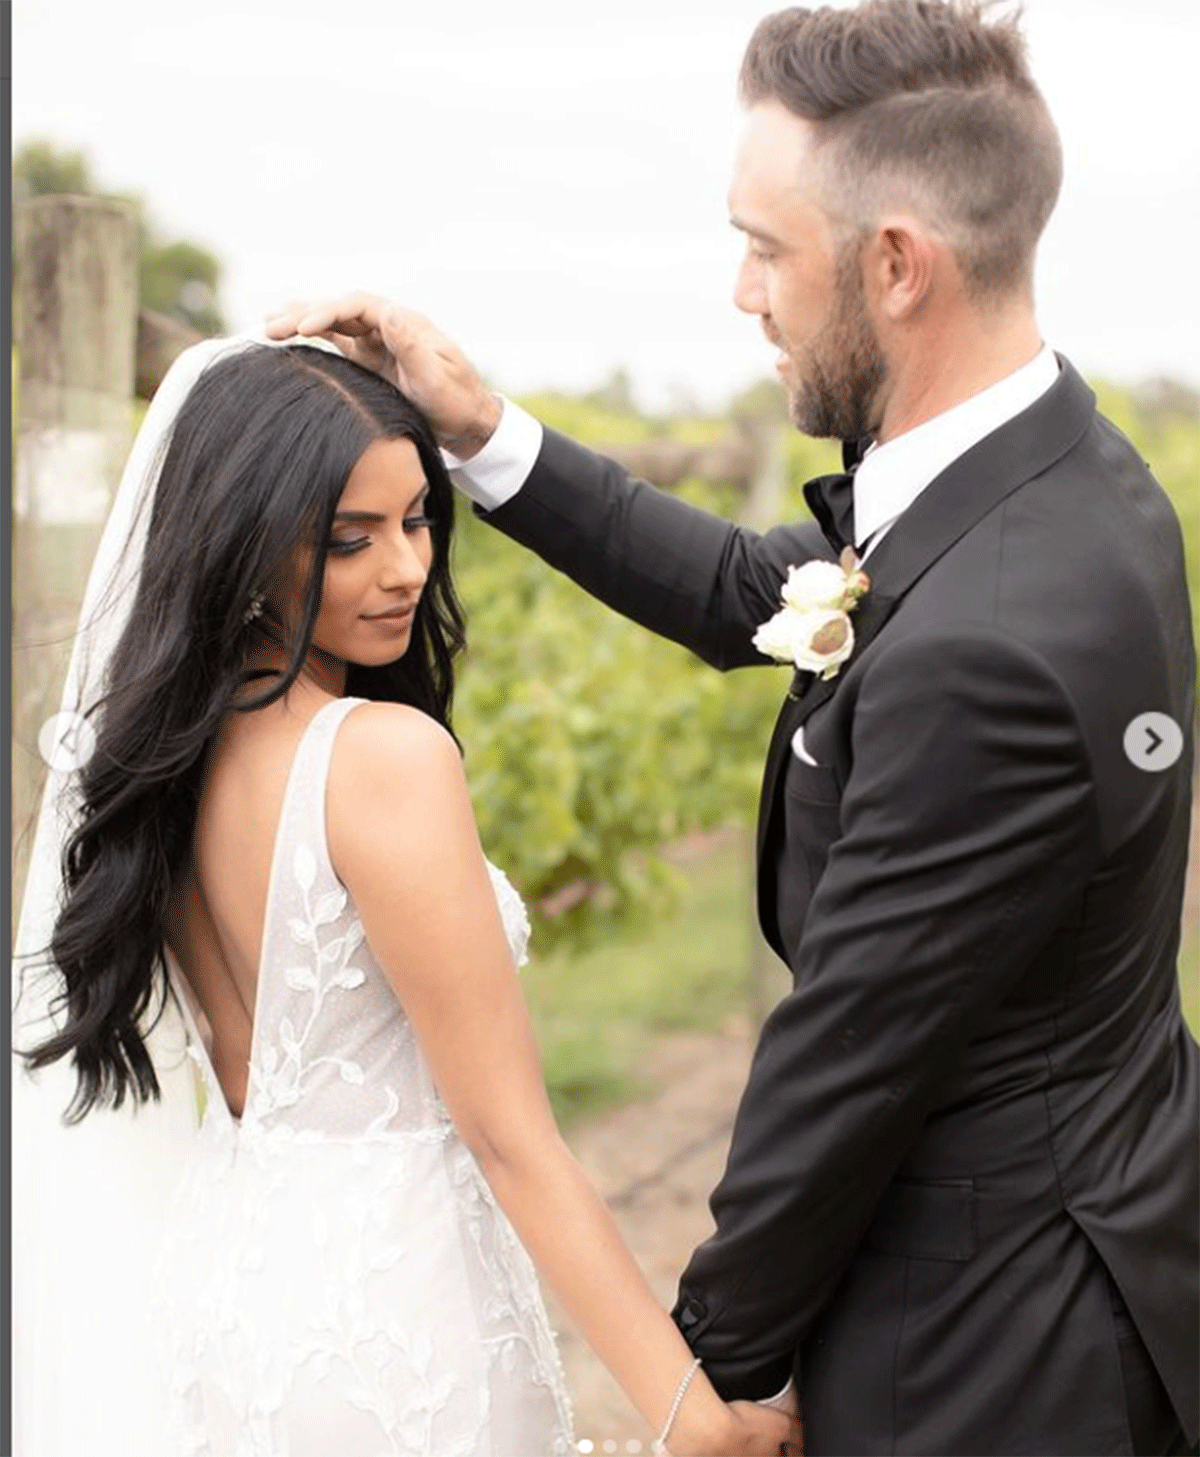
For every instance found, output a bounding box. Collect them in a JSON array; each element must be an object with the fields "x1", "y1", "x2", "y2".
[{"x1": 739, "y1": 0, "x2": 1062, "y2": 300}]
